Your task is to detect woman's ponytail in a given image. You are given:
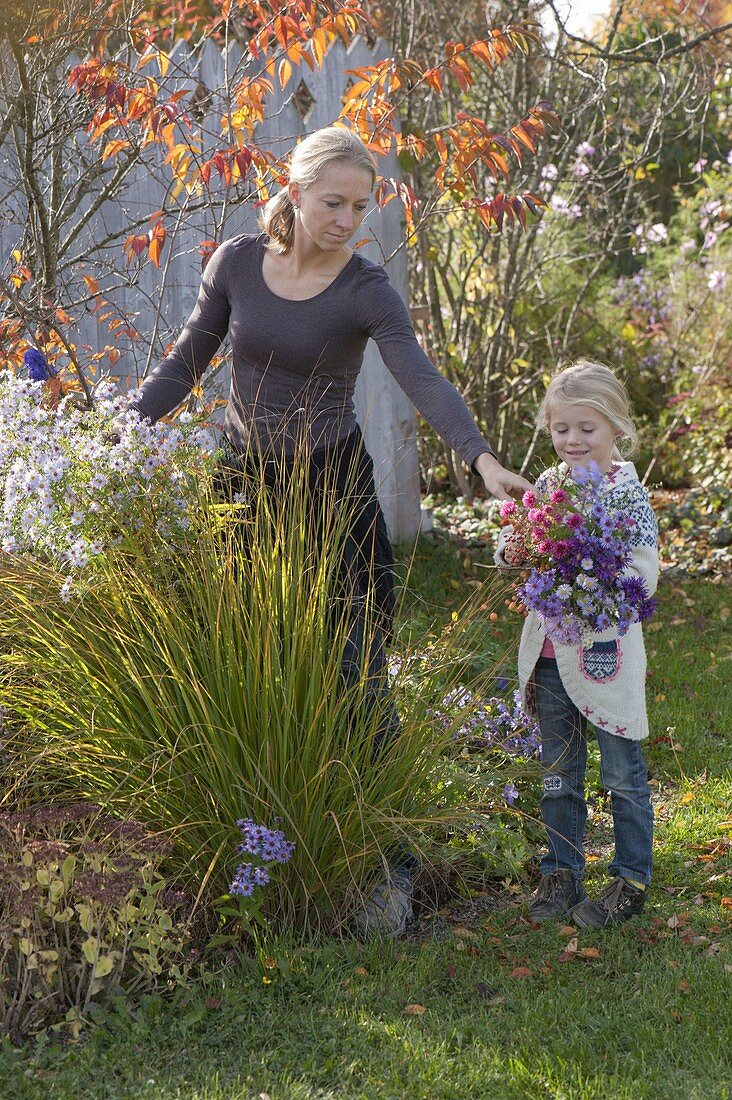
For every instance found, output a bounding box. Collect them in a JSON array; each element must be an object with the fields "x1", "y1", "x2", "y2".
[{"x1": 261, "y1": 188, "x2": 296, "y2": 254}]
